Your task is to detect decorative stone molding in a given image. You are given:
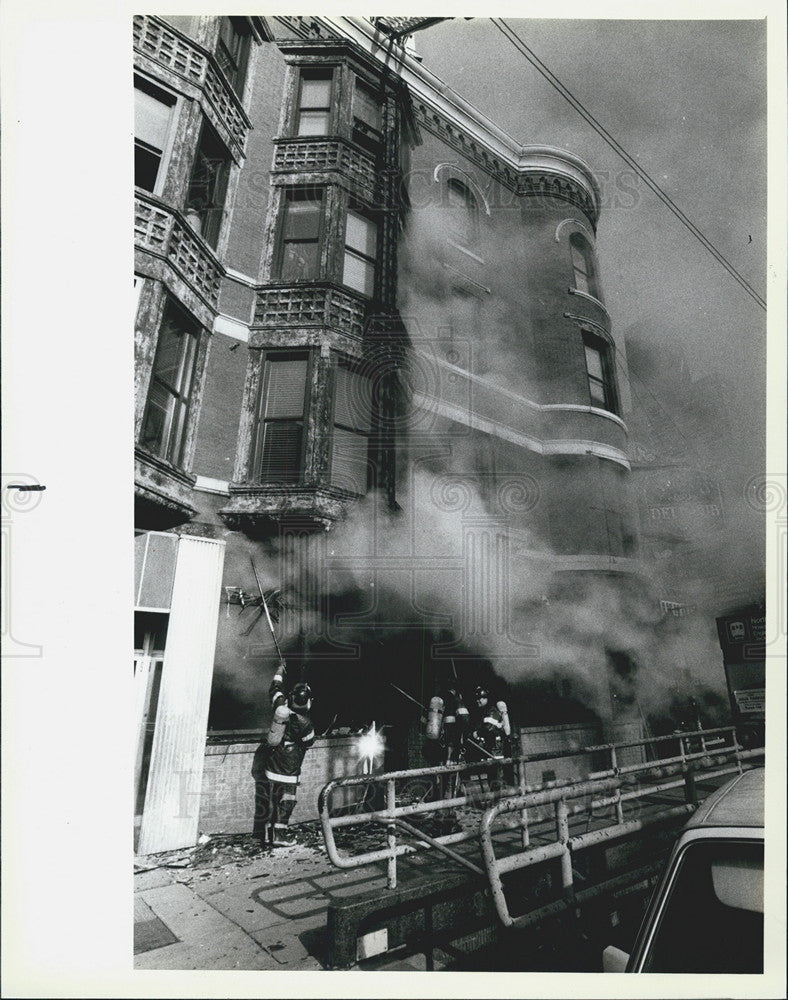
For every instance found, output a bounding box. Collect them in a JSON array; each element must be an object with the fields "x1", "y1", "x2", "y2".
[
  {"x1": 273, "y1": 138, "x2": 378, "y2": 204},
  {"x1": 220, "y1": 484, "x2": 352, "y2": 533},
  {"x1": 555, "y1": 217, "x2": 595, "y2": 243},
  {"x1": 135, "y1": 193, "x2": 224, "y2": 310},
  {"x1": 133, "y1": 14, "x2": 252, "y2": 160},
  {"x1": 253, "y1": 283, "x2": 366, "y2": 340},
  {"x1": 135, "y1": 447, "x2": 197, "y2": 521}
]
